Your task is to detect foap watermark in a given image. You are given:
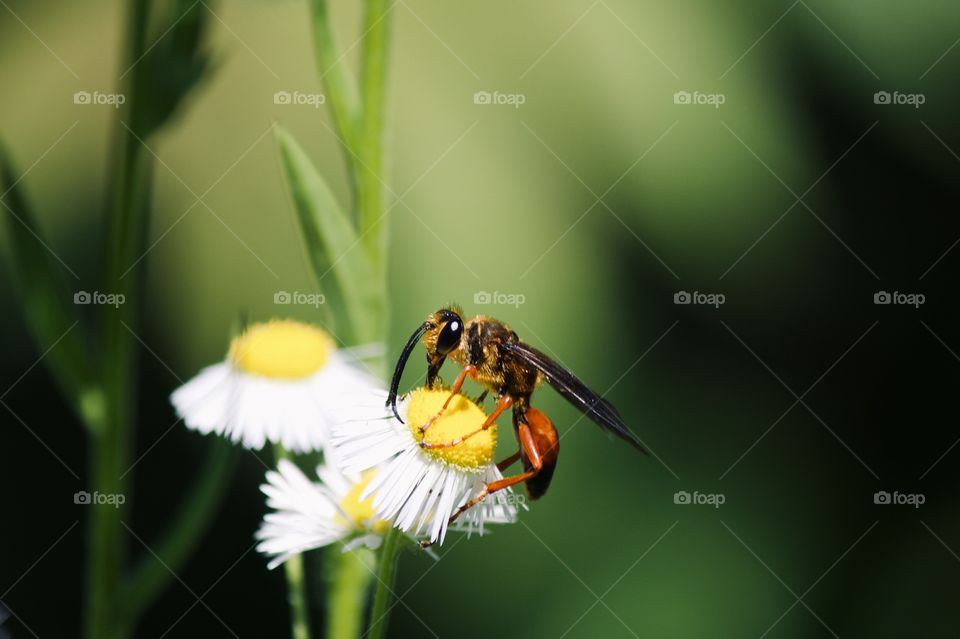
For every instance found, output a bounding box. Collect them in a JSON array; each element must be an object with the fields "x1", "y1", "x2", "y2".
[
  {"x1": 473, "y1": 90, "x2": 526, "y2": 108},
  {"x1": 674, "y1": 290, "x2": 725, "y2": 308},
  {"x1": 274, "y1": 290, "x2": 326, "y2": 308},
  {"x1": 874, "y1": 290, "x2": 925, "y2": 308},
  {"x1": 873, "y1": 490, "x2": 924, "y2": 508},
  {"x1": 488, "y1": 492, "x2": 527, "y2": 508},
  {"x1": 75, "y1": 290, "x2": 125, "y2": 308},
  {"x1": 873, "y1": 90, "x2": 925, "y2": 109},
  {"x1": 674, "y1": 490, "x2": 725, "y2": 508},
  {"x1": 673, "y1": 90, "x2": 725, "y2": 109},
  {"x1": 75, "y1": 490, "x2": 126, "y2": 508},
  {"x1": 474, "y1": 290, "x2": 526, "y2": 308},
  {"x1": 273, "y1": 90, "x2": 326, "y2": 108},
  {"x1": 73, "y1": 90, "x2": 126, "y2": 108}
]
